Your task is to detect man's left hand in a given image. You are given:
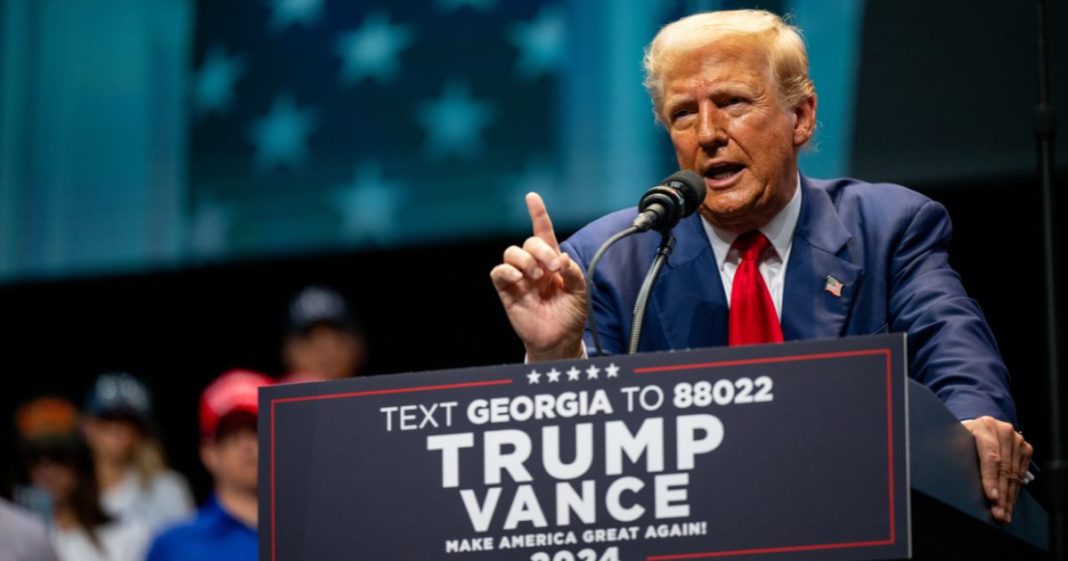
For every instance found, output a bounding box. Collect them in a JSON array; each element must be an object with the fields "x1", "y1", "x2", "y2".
[{"x1": 961, "y1": 416, "x2": 1033, "y2": 524}]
